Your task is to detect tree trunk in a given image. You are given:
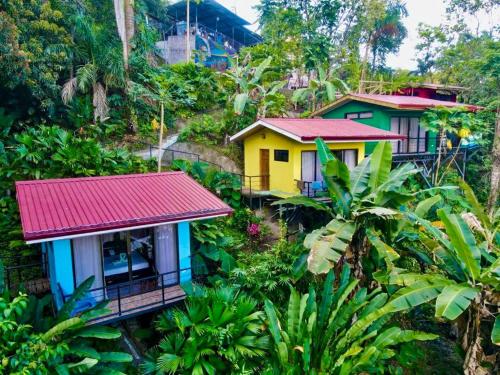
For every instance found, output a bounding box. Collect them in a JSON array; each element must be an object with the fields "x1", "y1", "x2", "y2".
[
  {"x1": 124, "y1": 0, "x2": 134, "y2": 70},
  {"x1": 487, "y1": 108, "x2": 500, "y2": 216},
  {"x1": 462, "y1": 302, "x2": 485, "y2": 375},
  {"x1": 359, "y1": 33, "x2": 372, "y2": 94}
]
